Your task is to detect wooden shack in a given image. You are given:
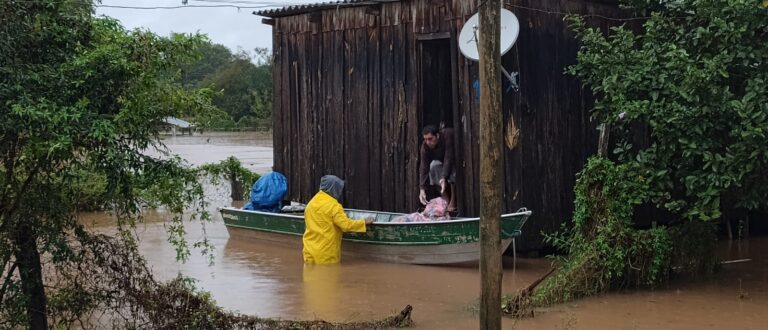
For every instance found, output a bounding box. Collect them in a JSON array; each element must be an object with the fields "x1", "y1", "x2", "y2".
[{"x1": 259, "y1": 0, "x2": 626, "y2": 249}]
